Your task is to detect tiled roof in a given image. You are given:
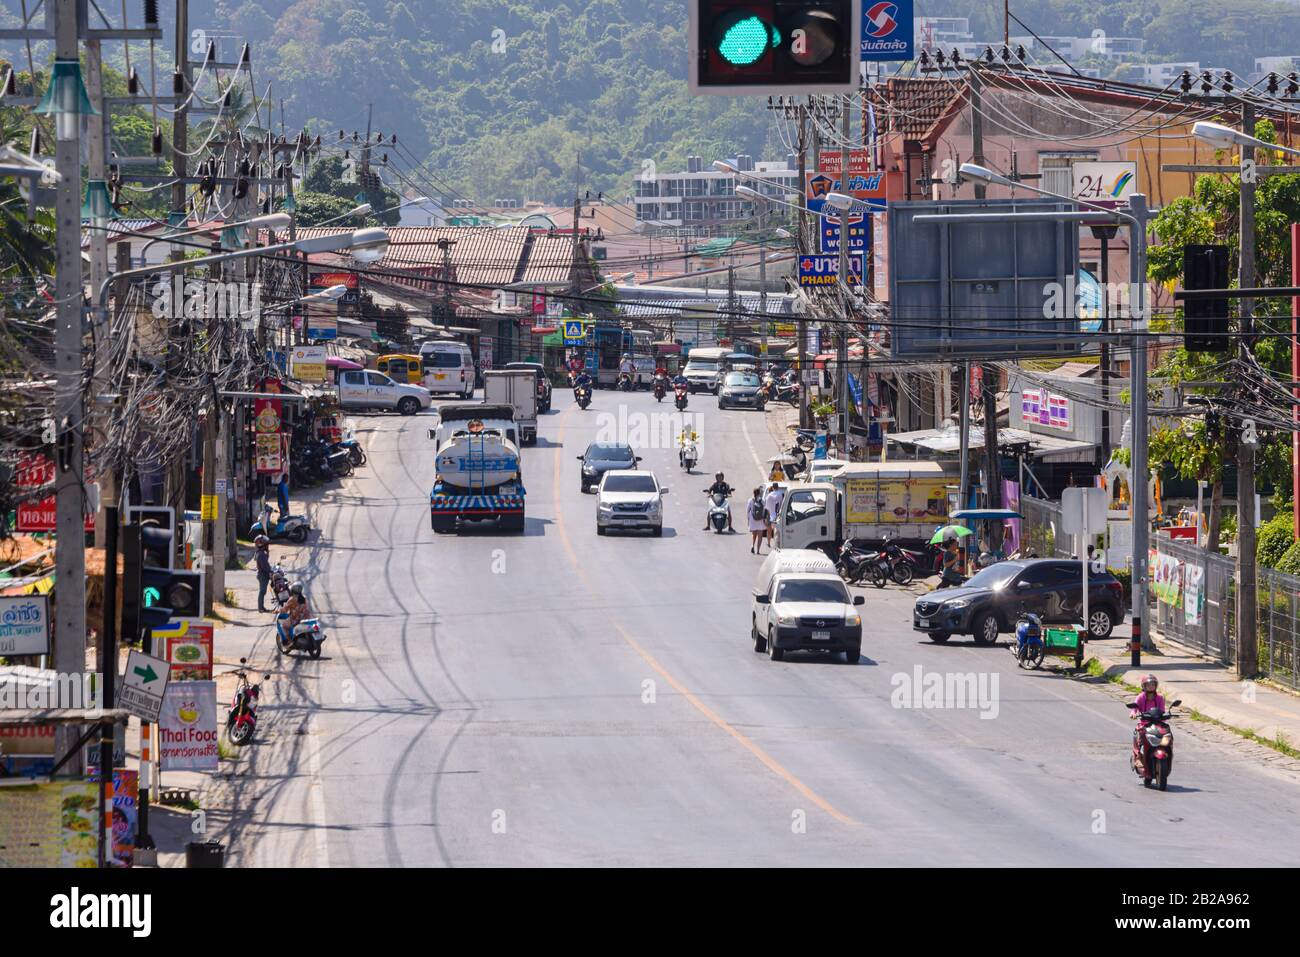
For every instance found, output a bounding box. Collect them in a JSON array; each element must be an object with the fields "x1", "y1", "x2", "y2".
[{"x1": 866, "y1": 77, "x2": 964, "y2": 138}]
